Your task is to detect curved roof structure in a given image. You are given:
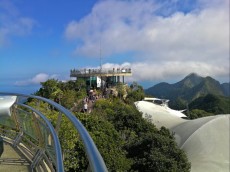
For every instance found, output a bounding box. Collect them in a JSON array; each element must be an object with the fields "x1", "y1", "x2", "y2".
[
  {"x1": 135, "y1": 101, "x2": 187, "y2": 129},
  {"x1": 135, "y1": 100, "x2": 230, "y2": 172},
  {"x1": 172, "y1": 115, "x2": 229, "y2": 172},
  {"x1": 0, "y1": 96, "x2": 17, "y2": 116}
]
